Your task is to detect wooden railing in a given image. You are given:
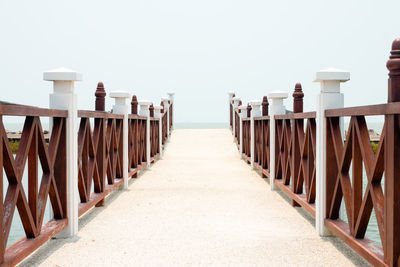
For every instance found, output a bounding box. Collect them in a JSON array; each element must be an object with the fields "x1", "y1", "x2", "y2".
[
  {"x1": 228, "y1": 38, "x2": 400, "y2": 266},
  {"x1": 274, "y1": 112, "x2": 316, "y2": 214},
  {"x1": 0, "y1": 103, "x2": 68, "y2": 266},
  {"x1": 0, "y1": 79, "x2": 174, "y2": 266},
  {"x1": 253, "y1": 116, "x2": 270, "y2": 178}
]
